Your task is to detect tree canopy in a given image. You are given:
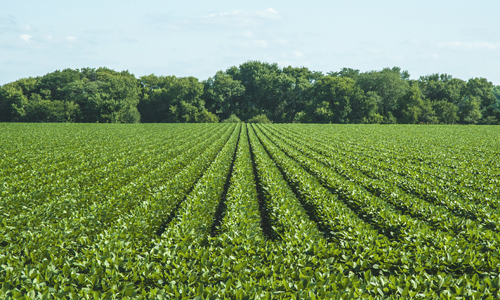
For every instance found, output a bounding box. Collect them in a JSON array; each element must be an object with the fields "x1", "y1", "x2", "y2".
[{"x1": 1, "y1": 62, "x2": 498, "y2": 124}]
